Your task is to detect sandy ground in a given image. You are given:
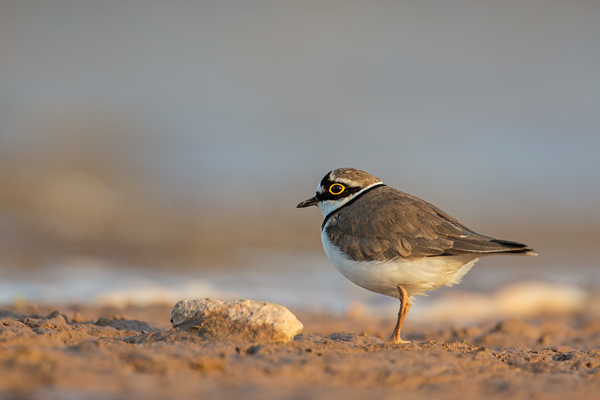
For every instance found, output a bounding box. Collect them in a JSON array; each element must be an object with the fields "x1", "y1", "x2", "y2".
[{"x1": 1, "y1": 303, "x2": 600, "y2": 400}]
